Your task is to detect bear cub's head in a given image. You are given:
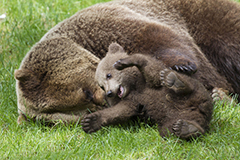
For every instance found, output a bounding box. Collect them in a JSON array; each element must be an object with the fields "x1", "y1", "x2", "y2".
[{"x1": 95, "y1": 43, "x2": 143, "y2": 105}]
